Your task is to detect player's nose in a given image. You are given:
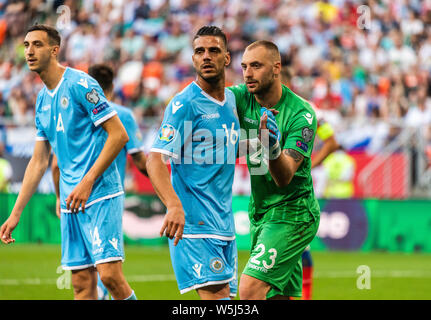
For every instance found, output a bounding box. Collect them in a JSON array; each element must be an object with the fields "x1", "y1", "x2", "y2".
[
  {"x1": 26, "y1": 45, "x2": 35, "y2": 56},
  {"x1": 243, "y1": 66, "x2": 253, "y2": 77},
  {"x1": 202, "y1": 49, "x2": 212, "y2": 60}
]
